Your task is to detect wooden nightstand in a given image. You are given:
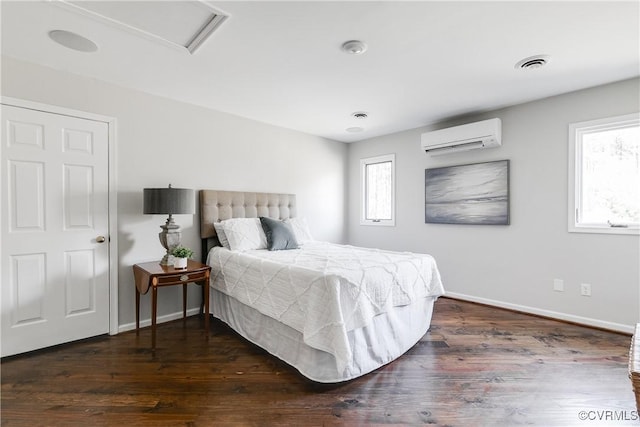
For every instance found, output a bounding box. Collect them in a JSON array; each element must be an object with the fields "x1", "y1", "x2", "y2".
[{"x1": 133, "y1": 260, "x2": 211, "y2": 347}]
